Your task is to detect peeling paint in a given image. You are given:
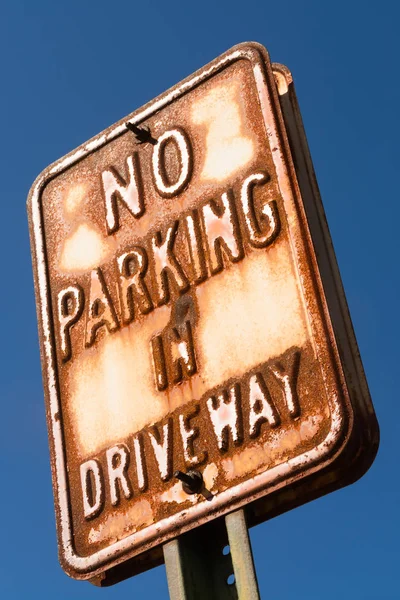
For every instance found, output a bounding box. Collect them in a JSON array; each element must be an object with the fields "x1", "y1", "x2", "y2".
[
  {"x1": 203, "y1": 462, "x2": 219, "y2": 490},
  {"x1": 88, "y1": 499, "x2": 153, "y2": 545},
  {"x1": 26, "y1": 43, "x2": 371, "y2": 582},
  {"x1": 60, "y1": 224, "x2": 110, "y2": 272},
  {"x1": 160, "y1": 482, "x2": 199, "y2": 505},
  {"x1": 223, "y1": 414, "x2": 324, "y2": 480},
  {"x1": 69, "y1": 307, "x2": 171, "y2": 456},
  {"x1": 63, "y1": 183, "x2": 88, "y2": 215},
  {"x1": 191, "y1": 82, "x2": 254, "y2": 181},
  {"x1": 196, "y1": 243, "x2": 308, "y2": 390}
]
